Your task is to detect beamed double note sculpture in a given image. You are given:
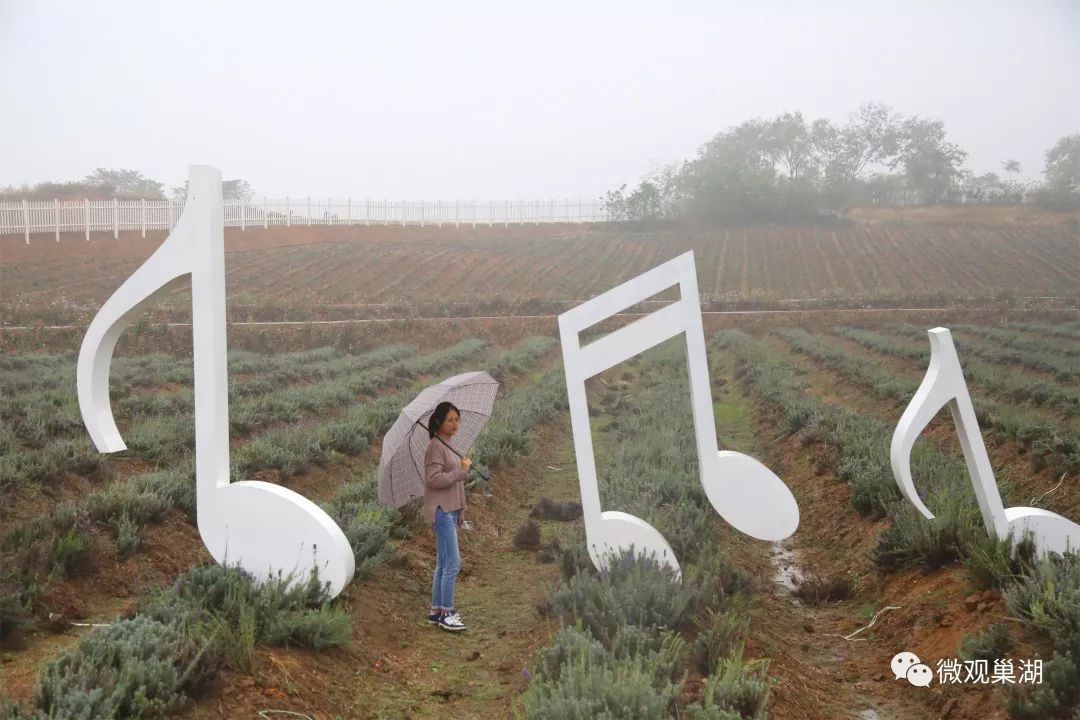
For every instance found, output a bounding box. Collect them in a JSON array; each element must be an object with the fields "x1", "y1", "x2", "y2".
[
  {"x1": 77, "y1": 166, "x2": 355, "y2": 598},
  {"x1": 891, "y1": 327, "x2": 1080, "y2": 556},
  {"x1": 558, "y1": 251, "x2": 800, "y2": 581}
]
